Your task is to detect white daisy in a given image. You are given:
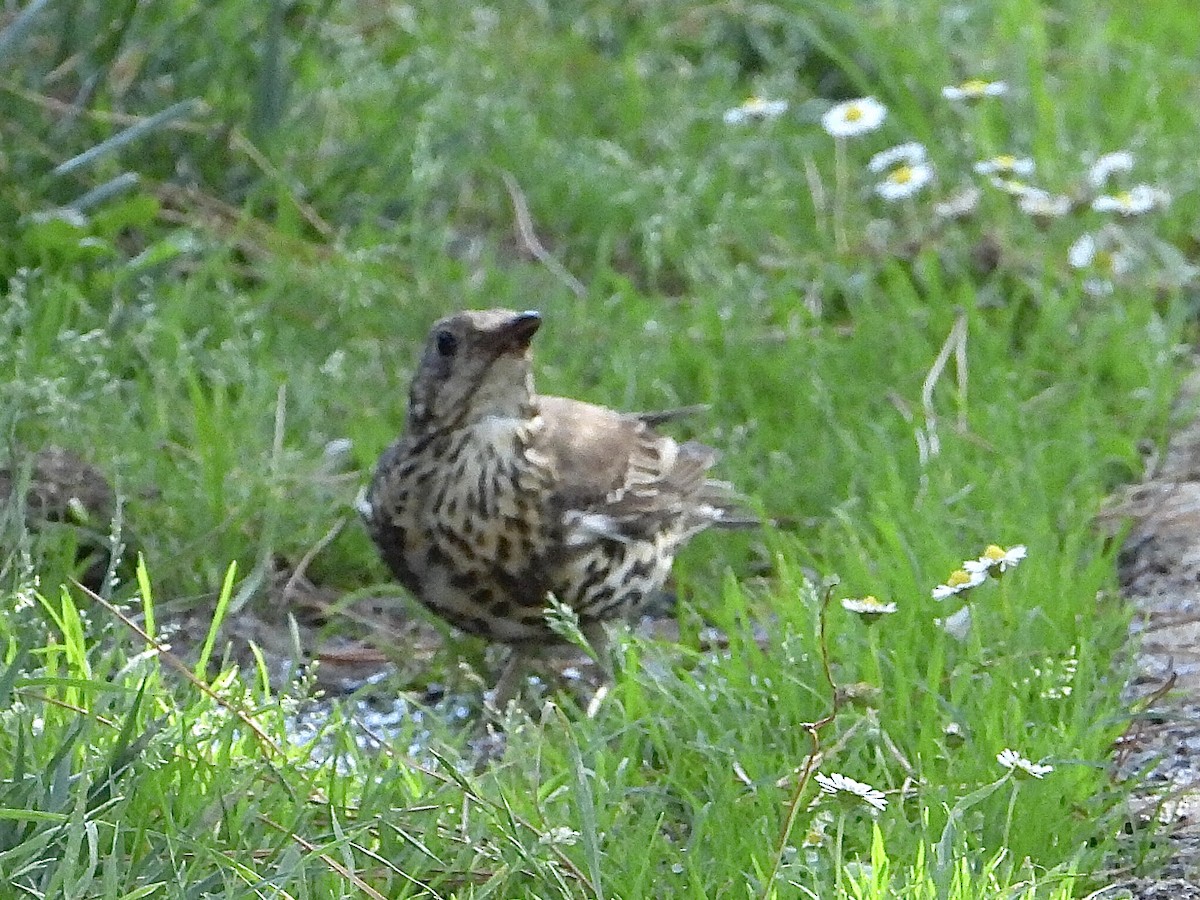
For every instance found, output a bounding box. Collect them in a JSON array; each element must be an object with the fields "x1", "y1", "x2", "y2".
[
  {"x1": 815, "y1": 772, "x2": 888, "y2": 812},
  {"x1": 943, "y1": 722, "x2": 966, "y2": 747},
  {"x1": 1086, "y1": 151, "x2": 1135, "y2": 189},
  {"x1": 841, "y1": 595, "x2": 898, "y2": 621},
  {"x1": 868, "y1": 142, "x2": 927, "y2": 173},
  {"x1": 1068, "y1": 229, "x2": 1133, "y2": 296},
  {"x1": 723, "y1": 96, "x2": 789, "y2": 125},
  {"x1": 875, "y1": 161, "x2": 934, "y2": 201},
  {"x1": 974, "y1": 155, "x2": 1036, "y2": 178},
  {"x1": 931, "y1": 568, "x2": 986, "y2": 600},
  {"x1": 933, "y1": 186, "x2": 982, "y2": 220},
  {"x1": 1017, "y1": 189, "x2": 1072, "y2": 218},
  {"x1": 987, "y1": 176, "x2": 1037, "y2": 196},
  {"x1": 942, "y1": 79, "x2": 1009, "y2": 102},
  {"x1": 821, "y1": 96, "x2": 887, "y2": 138},
  {"x1": 962, "y1": 544, "x2": 1027, "y2": 577},
  {"x1": 1092, "y1": 184, "x2": 1170, "y2": 216},
  {"x1": 997, "y1": 748, "x2": 1054, "y2": 779}
]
